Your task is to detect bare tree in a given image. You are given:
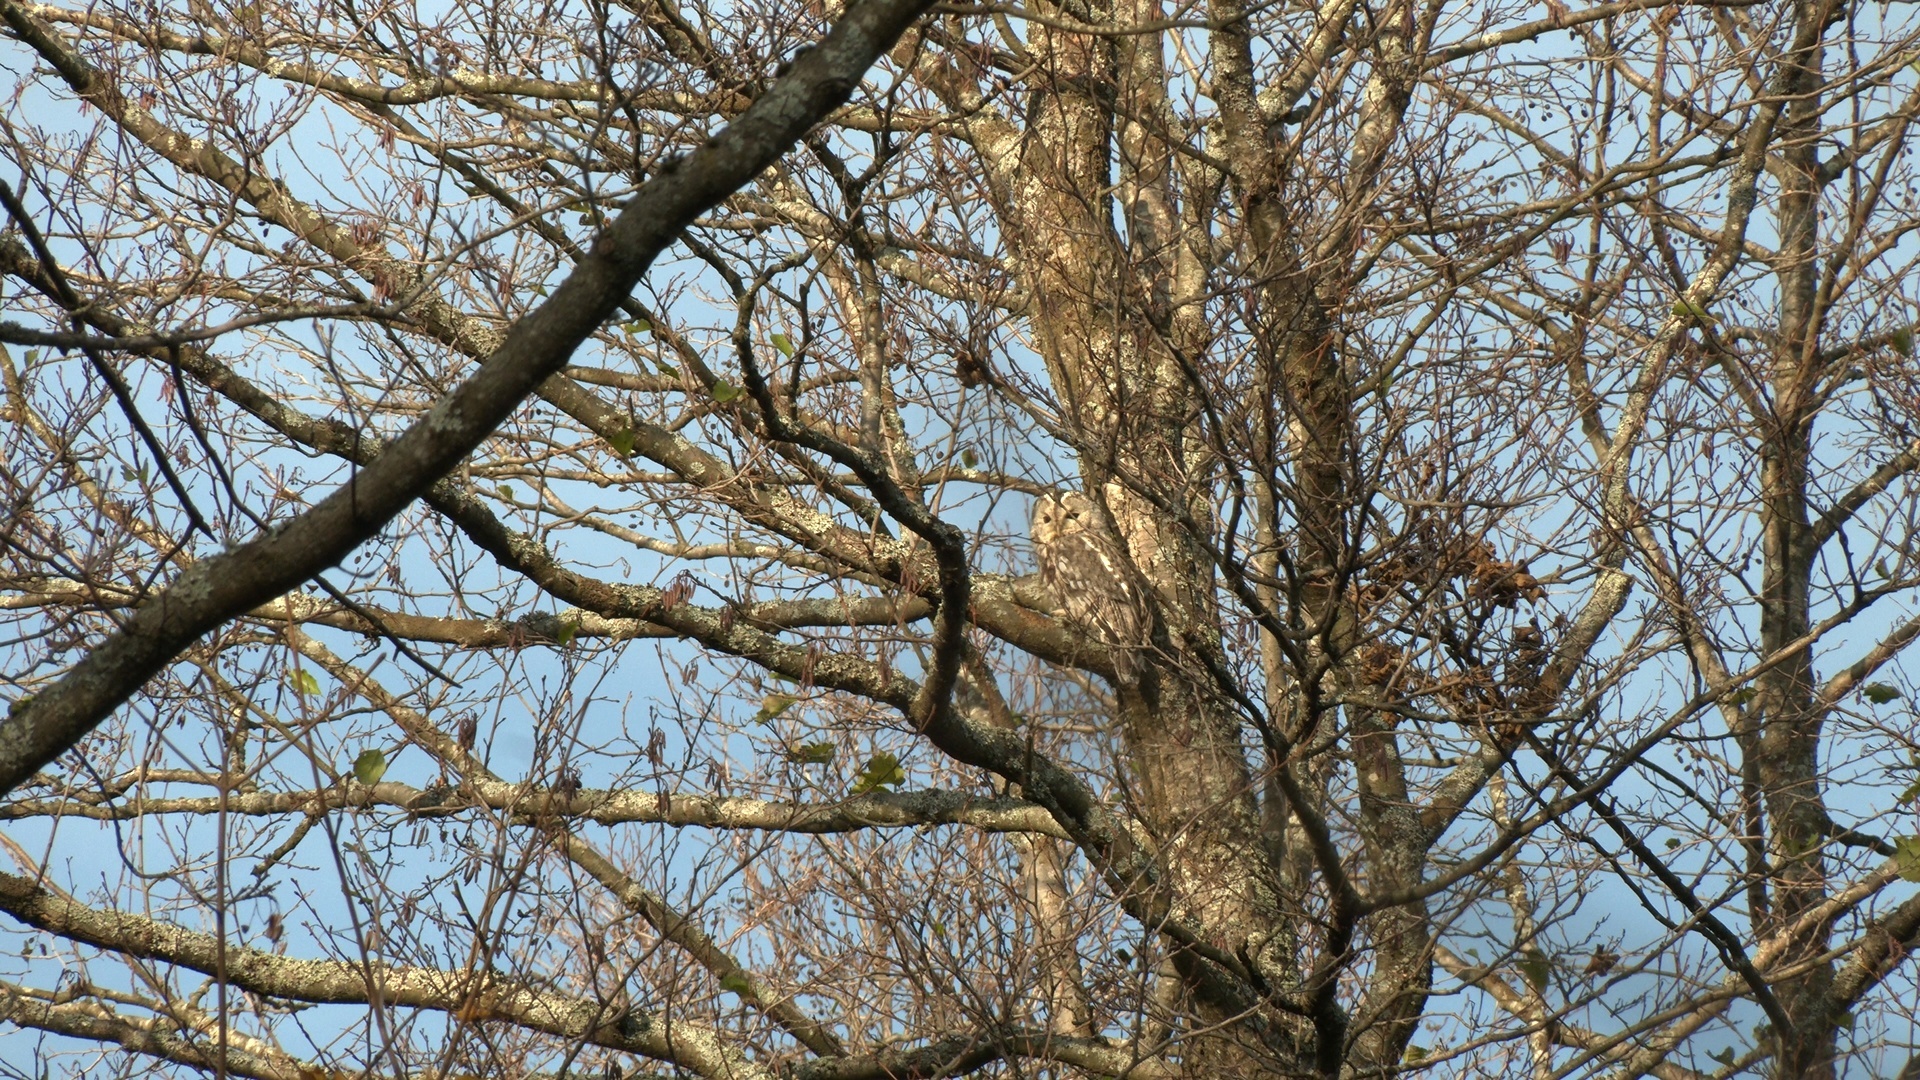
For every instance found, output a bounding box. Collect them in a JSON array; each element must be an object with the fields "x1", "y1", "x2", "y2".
[{"x1": 2, "y1": 0, "x2": 1919, "y2": 1074}]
